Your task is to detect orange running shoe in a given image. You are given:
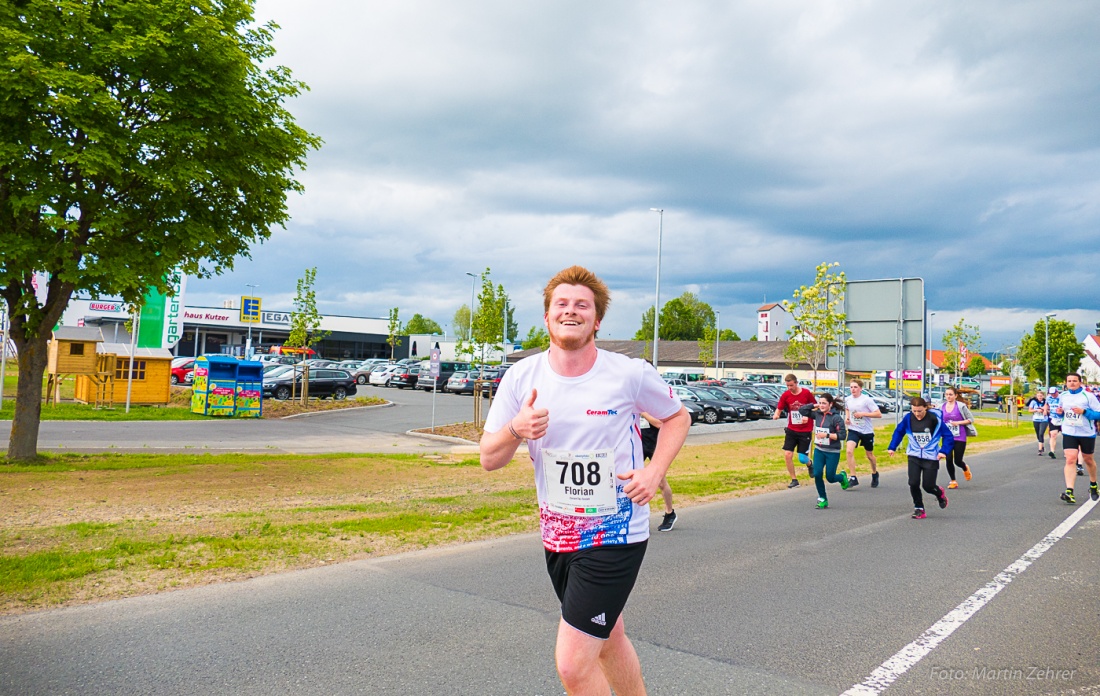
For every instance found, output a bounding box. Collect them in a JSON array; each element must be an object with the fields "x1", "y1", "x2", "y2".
[
  {"x1": 963, "y1": 467, "x2": 972, "y2": 481},
  {"x1": 947, "y1": 480, "x2": 959, "y2": 489}
]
